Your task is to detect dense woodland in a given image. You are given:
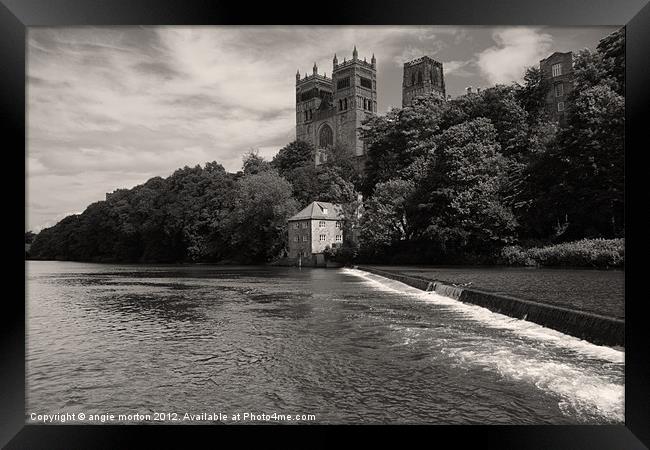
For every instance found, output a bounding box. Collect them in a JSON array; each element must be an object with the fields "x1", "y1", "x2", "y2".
[{"x1": 29, "y1": 29, "x2": 624, "y2": 266}]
